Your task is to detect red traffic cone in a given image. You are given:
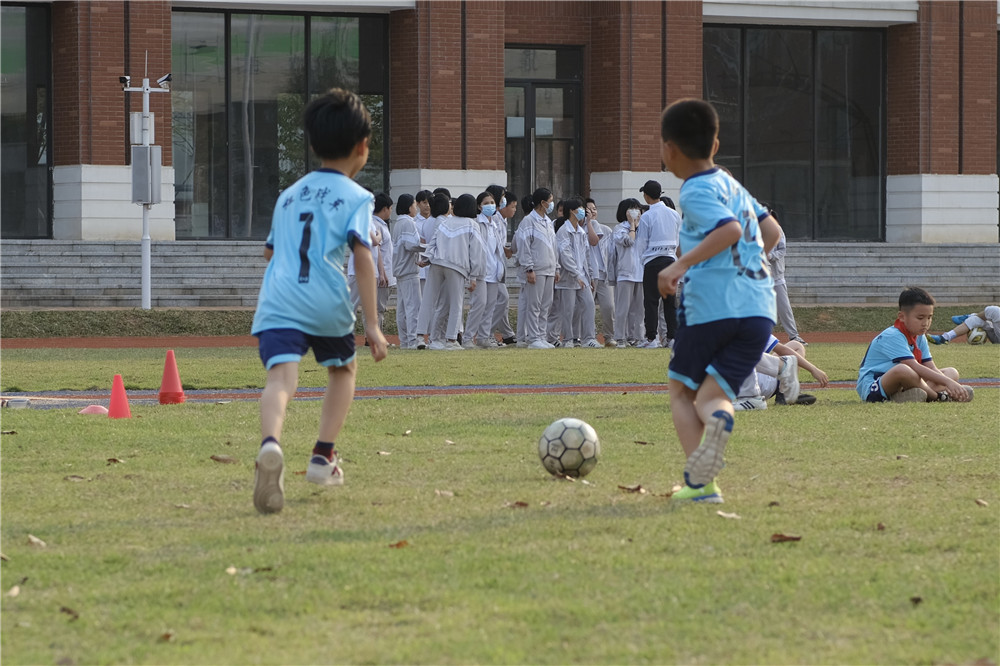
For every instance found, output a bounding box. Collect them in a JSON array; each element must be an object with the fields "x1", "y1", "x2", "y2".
[
  {"x1": 108, "y1": 374, "x2": 132, "y2": 419},
  {"x1": 158, "y1": 350, "x2": 186, "y2": 405}
]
